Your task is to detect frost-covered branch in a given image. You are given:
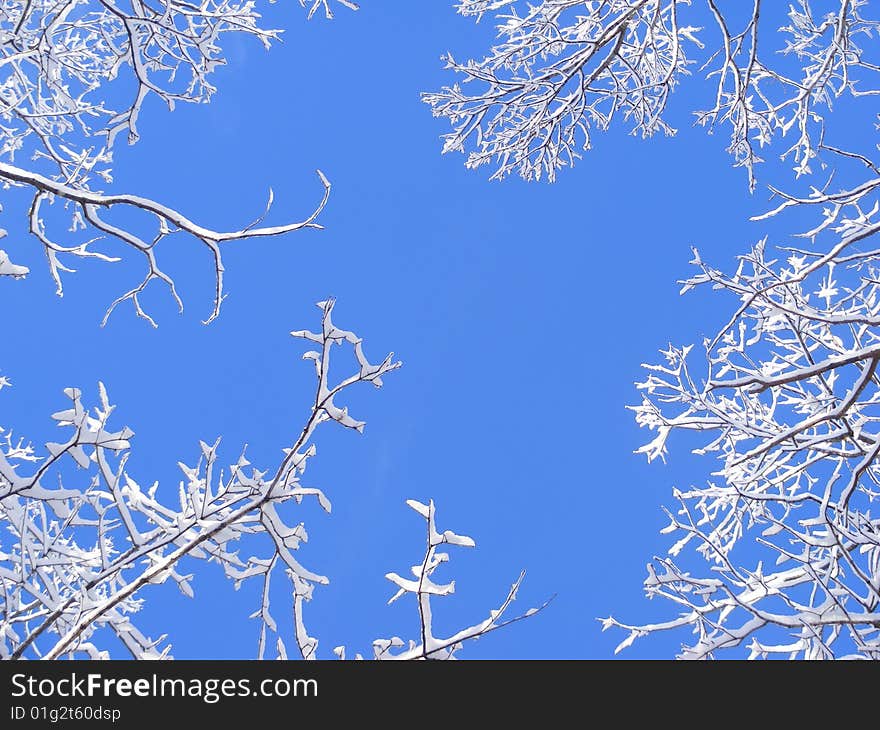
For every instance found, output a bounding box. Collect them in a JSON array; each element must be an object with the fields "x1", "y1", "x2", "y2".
[
  {"x1": 0, "y1": 0, "x2": 356, "y2": 323},
  {"x1": 331, "y1": 499, "x2": 548, "y2": 660},
  {"x1": 4, "y1": 160, "x2": 331, "y2": 325},
  {"x1": 612, "y1": 175, "x2": 880, "y2": 659},
  {"x1": 426, "y1": 0, "x2": 880, "y2": 660},
  {"x1": 0, "y1": 300, "x2": 401, "y2": 659},
  {"x1": 425, "y1": 1, "x2": 880, "y2": 186}
]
